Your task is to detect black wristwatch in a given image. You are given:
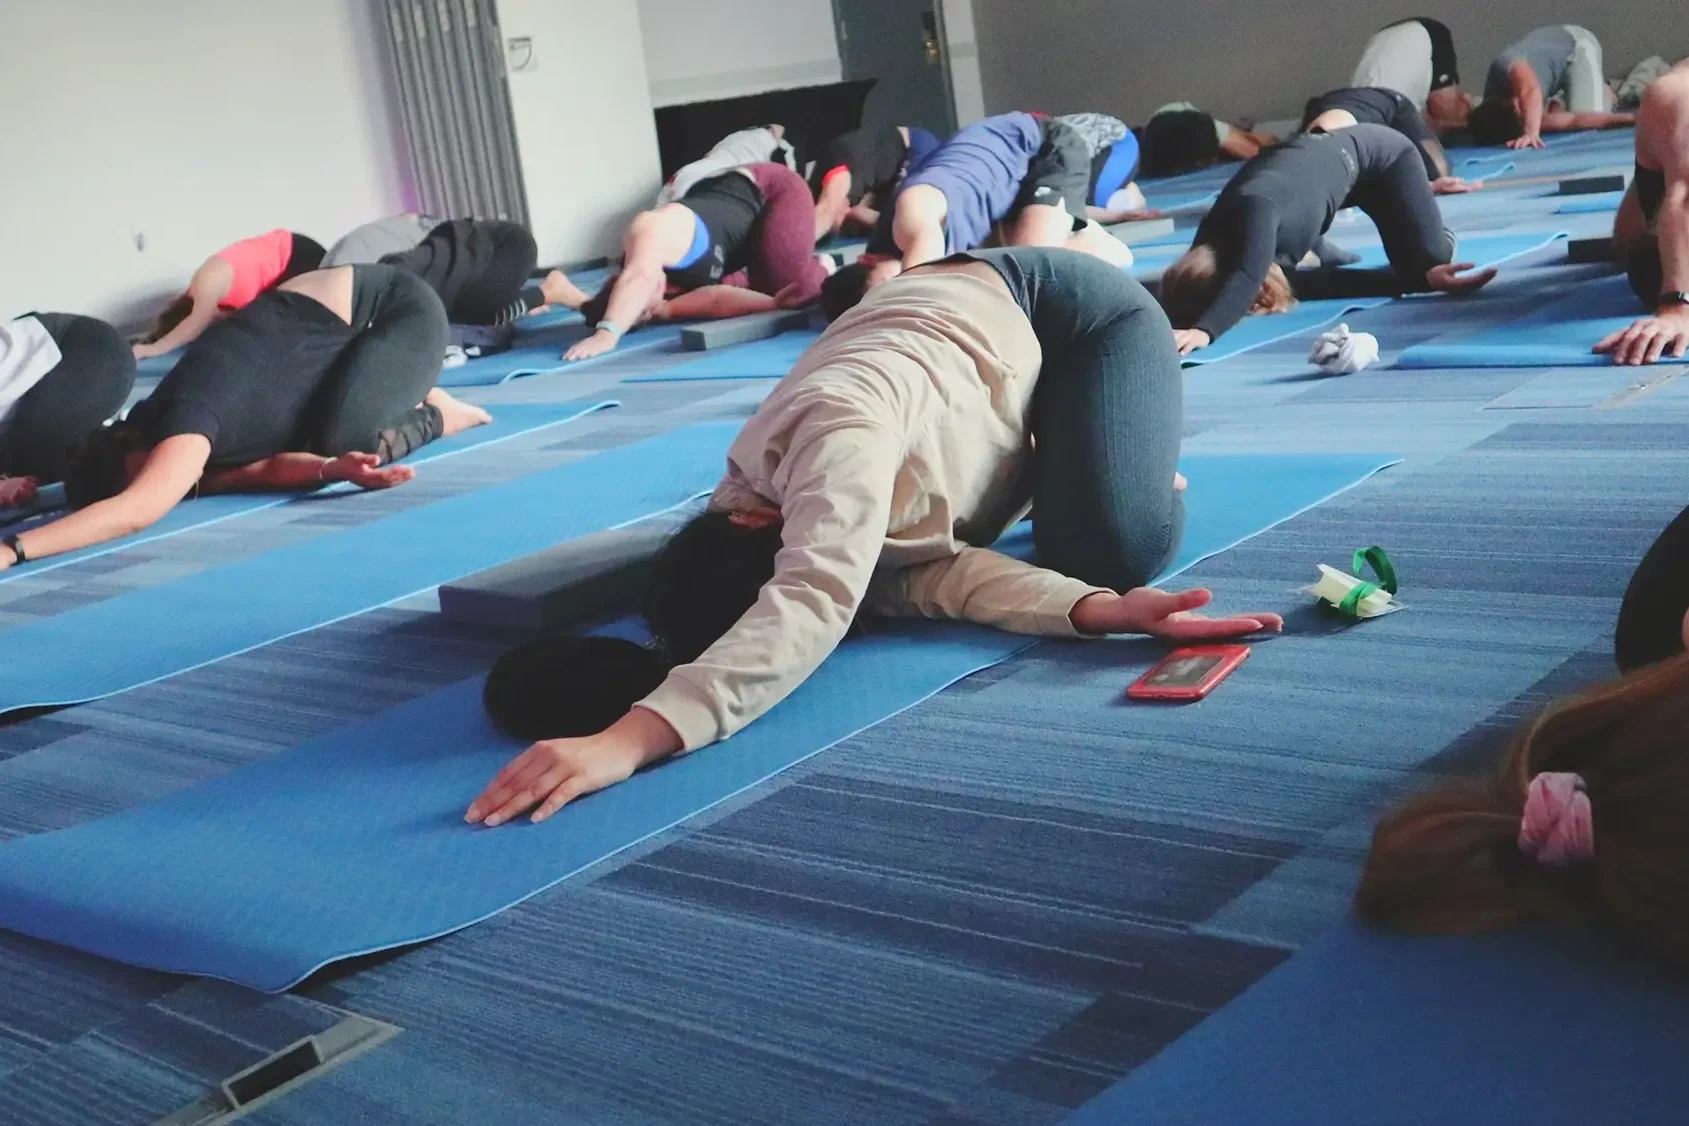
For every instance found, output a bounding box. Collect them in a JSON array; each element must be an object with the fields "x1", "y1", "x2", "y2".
[
  {"x1": 3, "y1": 536, "x2": 24, "y2": 566},
  {"x1": 1659, "y1": 291, "x2": 1689, "y2": 309}
]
